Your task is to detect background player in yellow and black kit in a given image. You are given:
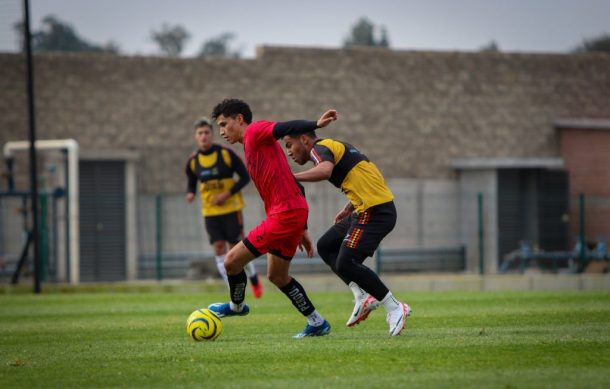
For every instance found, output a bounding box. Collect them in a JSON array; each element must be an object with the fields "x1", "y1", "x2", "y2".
[
  {"x1": 185, "y1": 117, "x2": 263, "y2": 298},
  {"x1": 281, "y1": 117, "x2": 411, "y2": 336}
]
